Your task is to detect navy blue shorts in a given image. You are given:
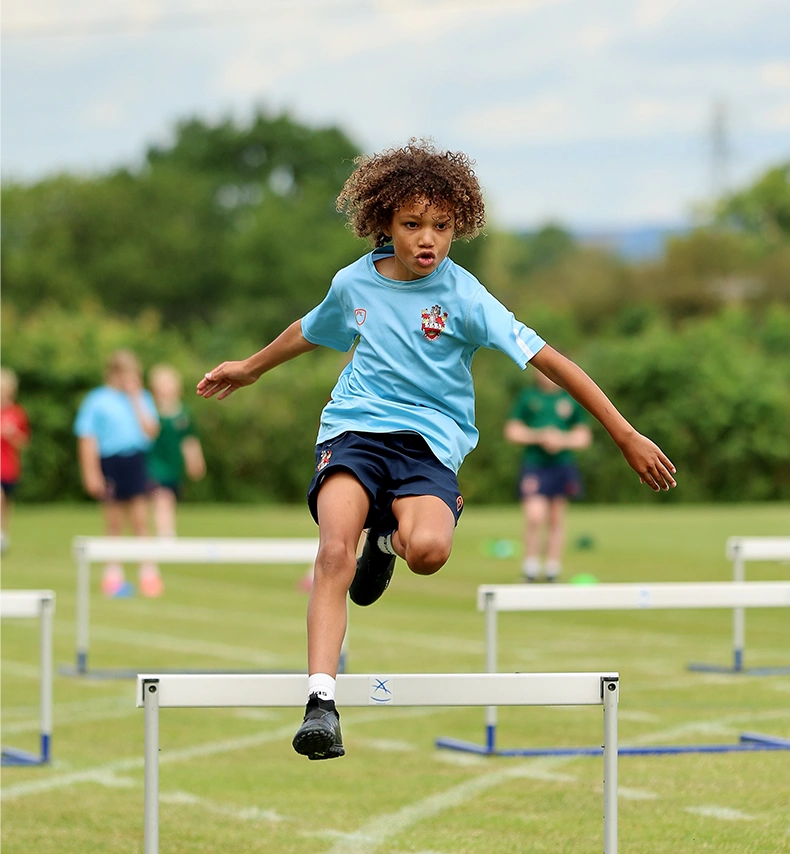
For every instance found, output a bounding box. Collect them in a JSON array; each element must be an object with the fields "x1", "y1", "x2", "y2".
[
  {"x1": 307, "y1": 431, "x2": 464, "y2": 532},
  {"x1": 519, "y1": 463, "x2": 583, "y2": 500},
  {"x1": 1, "y1": 481, "x2": 18, "y2": 497},
  {"x1": 101, "y1": 451, "x2": 149, "y2": 501}
]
